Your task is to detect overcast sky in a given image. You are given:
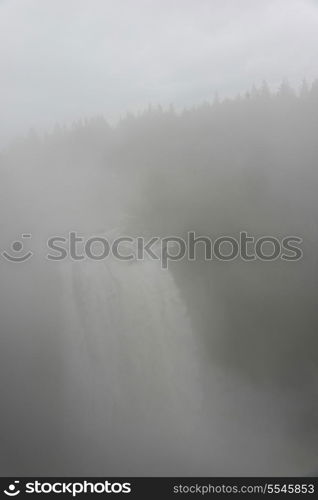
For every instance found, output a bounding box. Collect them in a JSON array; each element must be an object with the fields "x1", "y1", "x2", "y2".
[{"x1": 1, "y1": 0, "x2": 318, "y2": 143}]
